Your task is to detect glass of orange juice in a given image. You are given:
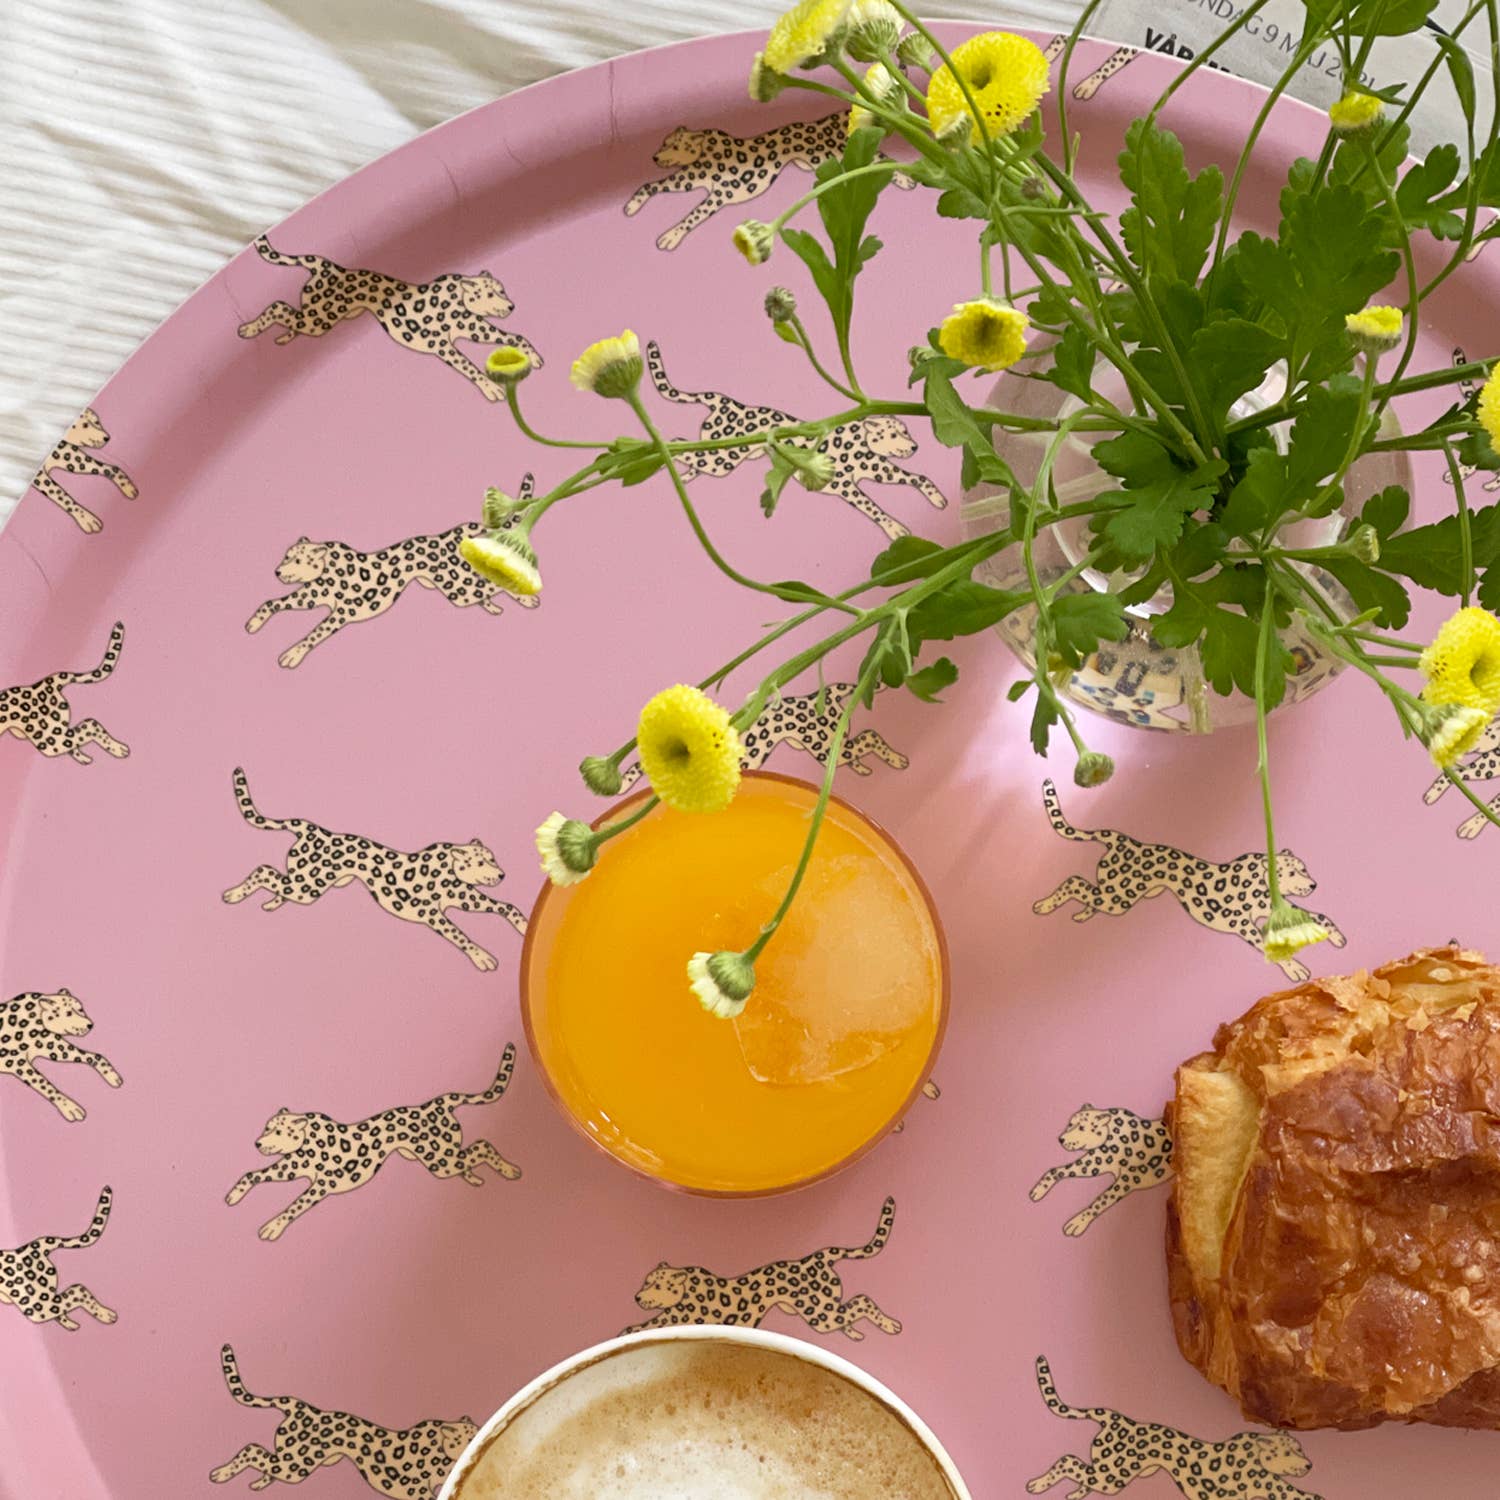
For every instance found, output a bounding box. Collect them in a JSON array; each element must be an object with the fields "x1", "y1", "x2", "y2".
[{"x1": 521, "y1": 772, "x2": 948, "y2": 1195}]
